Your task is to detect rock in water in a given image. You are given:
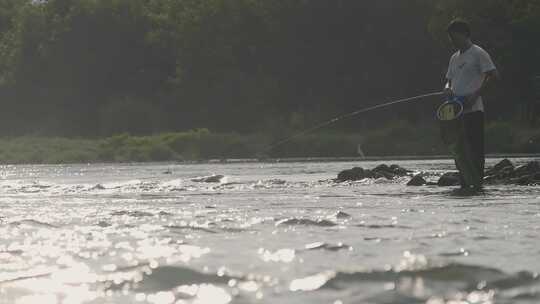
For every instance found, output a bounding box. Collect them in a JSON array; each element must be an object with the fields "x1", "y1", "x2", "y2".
[
  {"x1": 336, "y1": 167, "x2": 374, "y2": 182},
  {"x1": 336, "y1": 161, "x2": 539, "y2": 186},
  {"x1": 514, "y1": 175, "x2": 535, "y2": 186},
  {"x1": 486, "y1": 159, "x2": 514, "y2": 176},
  {"x1": 389, "y1": 164, "x2": 411, "y2": 176},
  {"x1": 373, "y1": 164, "x2": 410, "y2": 179},
  {"x1": 92, "y1": 184, "x2": 106, "y2": 190},
  {"x1": 438, "y1": 172, "x2": 461, "y2": 186},
  {"x1": 337, "y1": 163, "x2": 411, "y2": 182},
  {"x1": 534, "y1": 172, "x2": 540, "y2": 185},
  {"x1": 514, "y1": 161, "x2": 540, "y2": 177},
  {"x1": 373, "y1": 164, "x2": 391, "y2": 173},
  {"x1": 407, "y1": 174, "x2": 427, "y2": 186}
]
